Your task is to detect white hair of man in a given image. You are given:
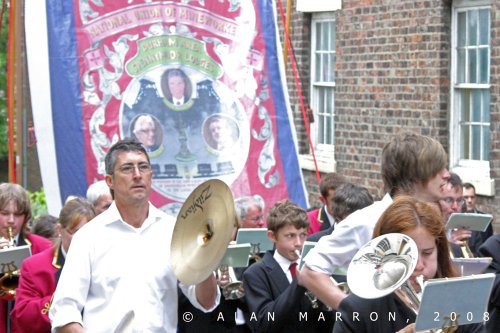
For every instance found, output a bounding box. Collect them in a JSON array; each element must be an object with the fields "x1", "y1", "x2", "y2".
[
  {"x1": 86, "y1": 180, "x2": 111, "y2": 206},
  {"x1": 133, "y1": 115, "x2": 155, "y2": 135},
  {"x1": 235, "y1": 195, "x2": 265, "y2": 220}
]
